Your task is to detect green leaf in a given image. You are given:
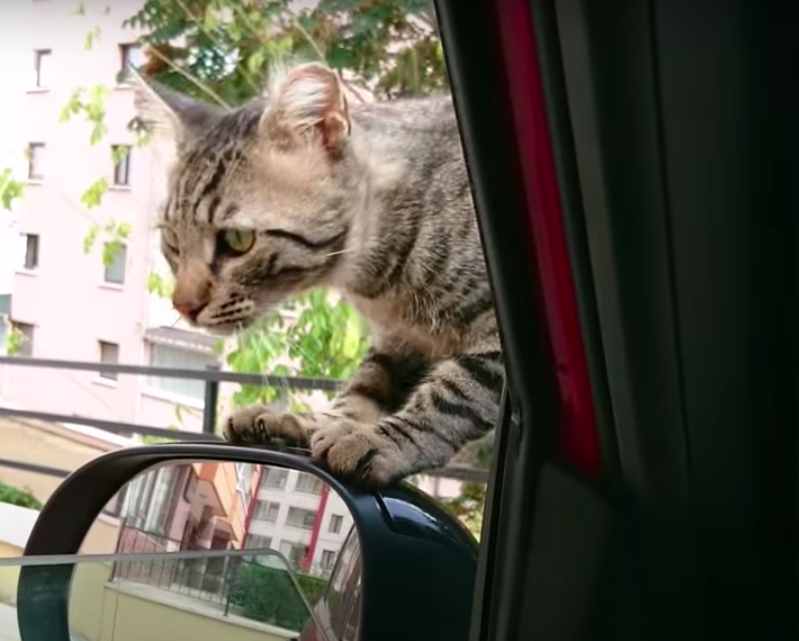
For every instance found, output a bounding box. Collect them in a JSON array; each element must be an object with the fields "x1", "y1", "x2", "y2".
[
  {"x1": 0, "y1": 168, "x2": 25, "y2": 210},
  {"x1": 102, "y1": 240, "x2": 124, "y2": 268},
  {"x1": 80, "y1": 177, "x2": 108, "y2": 209},
  {"x1": 116, "y1": 221, "x2": 133, "y2": 239},
  {"x1": 4, "y1": 327, "x2": 24, "y2": 357},
  {"x1": 83, "y1": 224, "x2": 100, "y2": 254},
  {"x1": 146, "y1": 271, "x2": 175, "y2": 298},
  {"x1": 85, "y1": 26, "x2": 101, "y2": 51}
]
